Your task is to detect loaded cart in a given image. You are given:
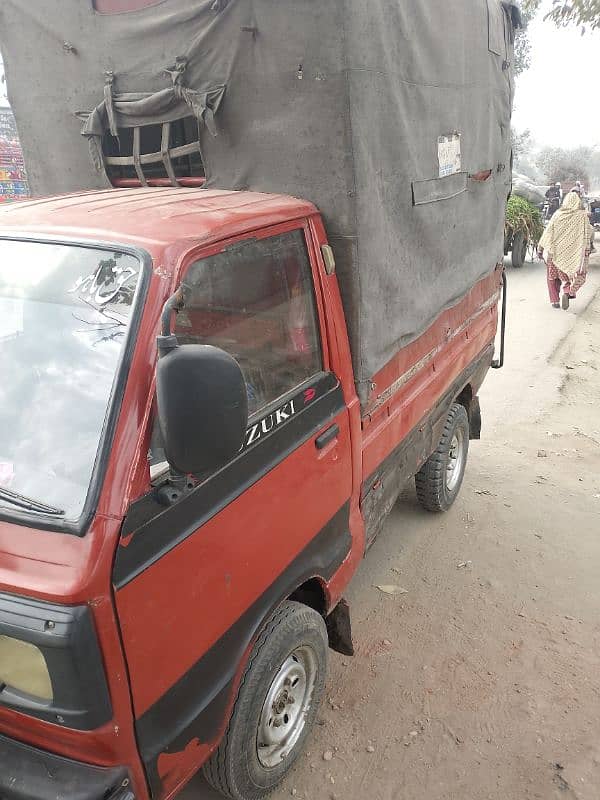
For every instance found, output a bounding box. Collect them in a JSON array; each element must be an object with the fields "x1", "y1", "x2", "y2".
[
  {"x1": 505, "y1": 176, "x2": 545, "y2": 268},
  {"x1": 0, "y1": 2, "x2": 517, "y2": 799}
]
